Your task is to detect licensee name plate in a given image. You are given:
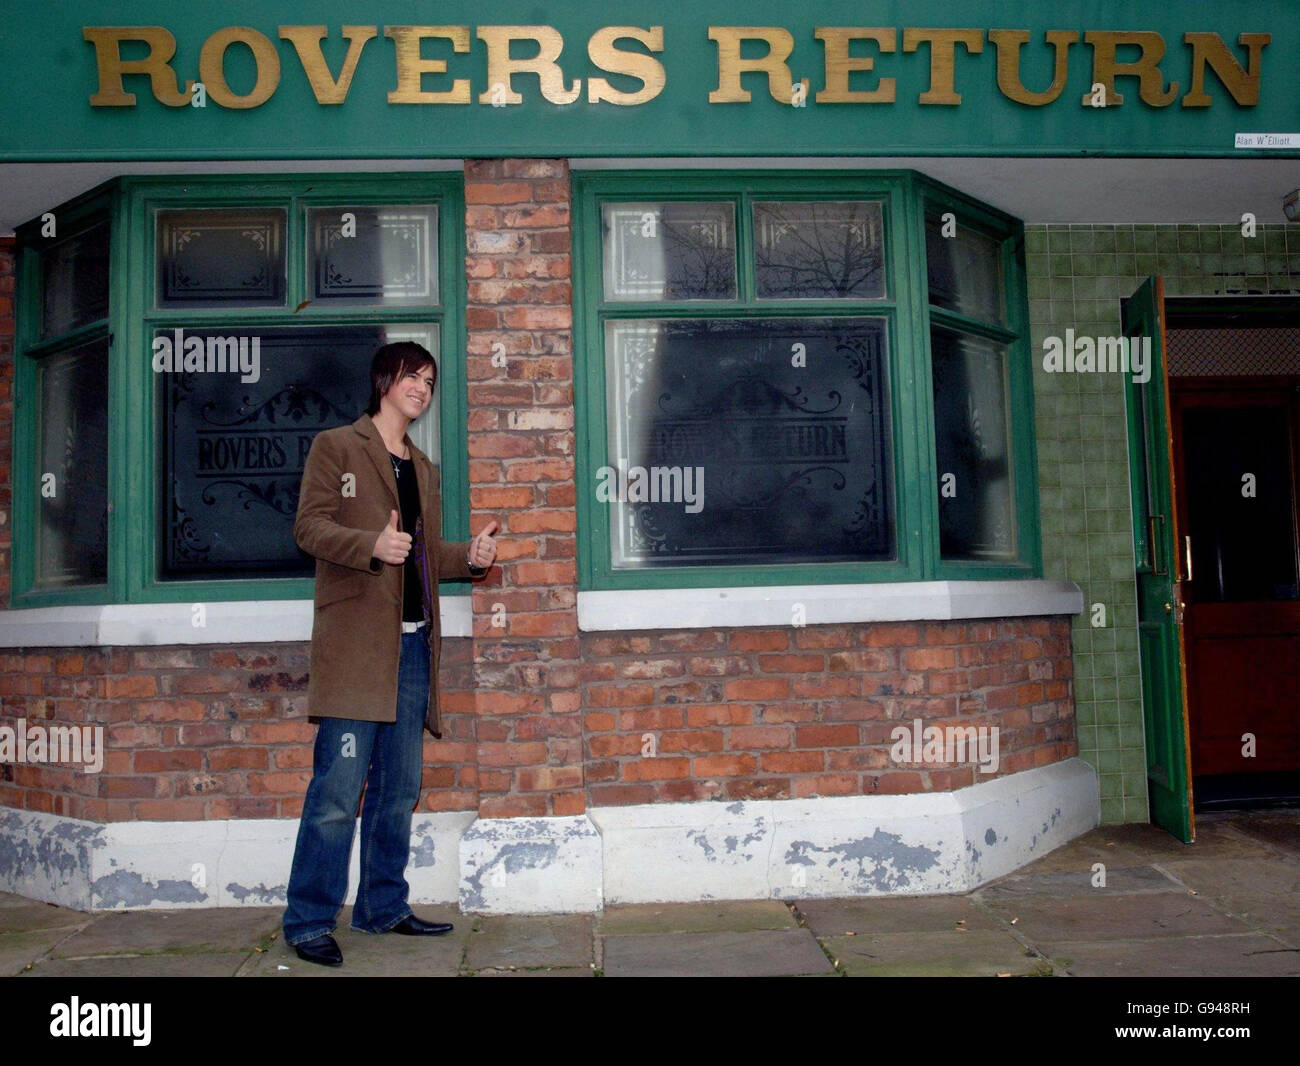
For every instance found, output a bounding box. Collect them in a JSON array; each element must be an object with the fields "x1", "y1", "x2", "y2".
[{"x1": 1235, "y1": 132, "x2": 1300, "y2": 148}]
